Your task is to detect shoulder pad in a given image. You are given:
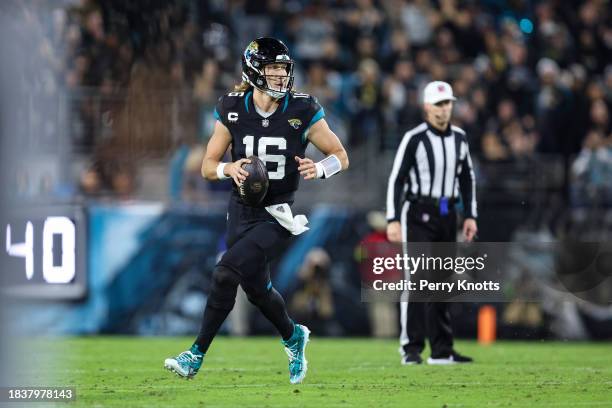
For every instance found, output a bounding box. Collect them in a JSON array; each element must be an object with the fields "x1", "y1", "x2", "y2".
[
  {"x1": 222, "y1": 91, "x2": 247, "y2": 109},
  {"x1": 291, "y1": 92, "x2": 312, "y2": 102},
  {"x1": 290, "y1": 92, "x2": 316, "y2": 111}
]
